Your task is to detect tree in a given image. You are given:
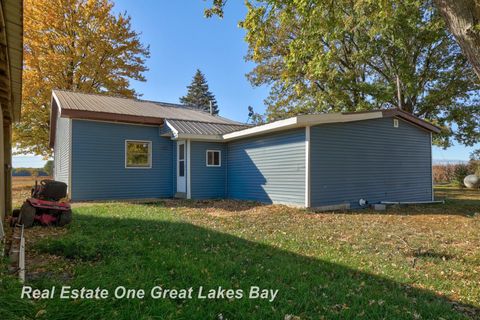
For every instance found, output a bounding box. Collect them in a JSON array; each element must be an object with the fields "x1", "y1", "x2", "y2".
[
  {"x1": 434, "y1": 0, "x2": 480, "y2": 81},
  {"x1": 15, "y1": 0, "x2": 150, "y2": 157},
  {"x1": 44, "y1": 160, "x2": 54, "y2": 176},
  {"x1": 206, "y1": 0, "x2": 480, "y2": 149},
  {"x1": 180, "y1": 69, "x2": 219, "y2": 115},
  {"x1": 247, "y1": 106, "x2": 265, "y2": 125}
]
